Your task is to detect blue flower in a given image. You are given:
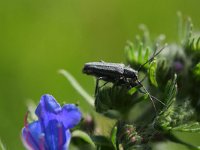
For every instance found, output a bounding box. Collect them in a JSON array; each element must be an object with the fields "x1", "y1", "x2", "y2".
[{"x1": 22, "y1": 94, "x2": 82, "y2": 150}]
